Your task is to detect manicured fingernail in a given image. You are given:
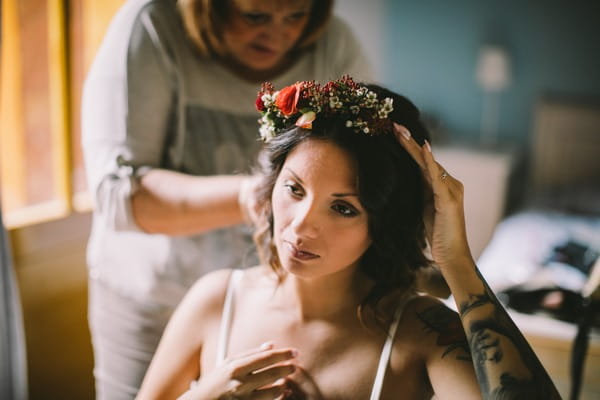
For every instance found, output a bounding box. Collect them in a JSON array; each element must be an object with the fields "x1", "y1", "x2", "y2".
[
  {"x1": 424, "y1": 140, "x2": 432, "y2": 153},
  {"x1": 260, "y1": 342, "x2": 274, "y2": 350},
  {"x1": 401, "y1": 128, "x2": 411, "y2": 141},
  {"x1": 393, "y1": 123, "x2": 411, "y2": 141}
]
